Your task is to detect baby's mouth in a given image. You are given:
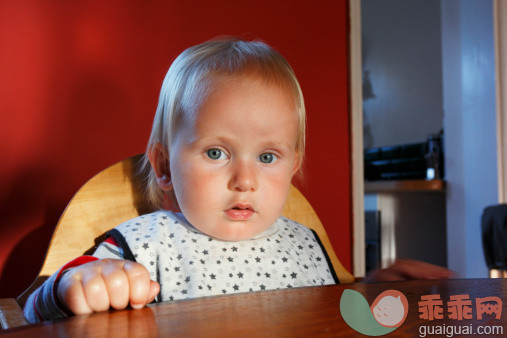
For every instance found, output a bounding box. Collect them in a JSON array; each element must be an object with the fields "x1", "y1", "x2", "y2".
[{"x1": 225, "y1": 203, "x2": 255, "y2": 220}]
